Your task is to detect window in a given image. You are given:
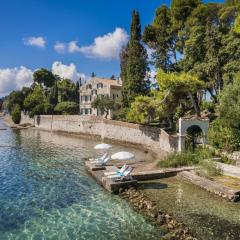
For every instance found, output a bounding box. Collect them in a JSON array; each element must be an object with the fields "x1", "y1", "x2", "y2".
[
  {"x1": 86, "y1": 84, "x2": 92, "y2": 90},
  {"x1": 89, "y1": 108, "x2": 92, "y2": 114},
  {"x1": 84, "y1": 96, "x2": 88, "y2": 102},
  {"x1": 97, "y1": 83, "x2": 103, "y2": 89},
  {"x1": 85, "y1": 109, "x2": 88, "y2": 115},
  {"x1": 112, "y1": 94, "x2": 115, "y2": 100},
  {"x1": 92, "y1": 89, "x2": 97, "y2": 95}
]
